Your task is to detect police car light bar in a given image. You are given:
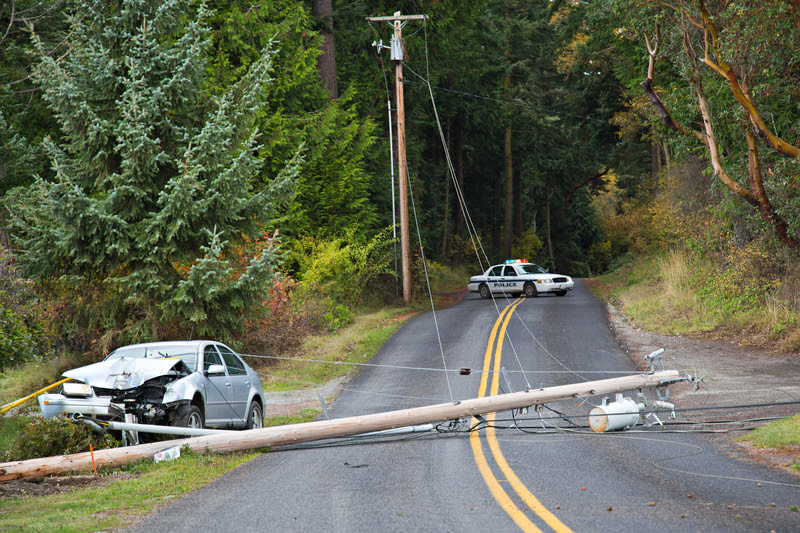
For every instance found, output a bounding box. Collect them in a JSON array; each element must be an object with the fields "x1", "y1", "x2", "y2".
[{"x1": 504, "y1": 259, "x2": 528, "y2": 264}]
